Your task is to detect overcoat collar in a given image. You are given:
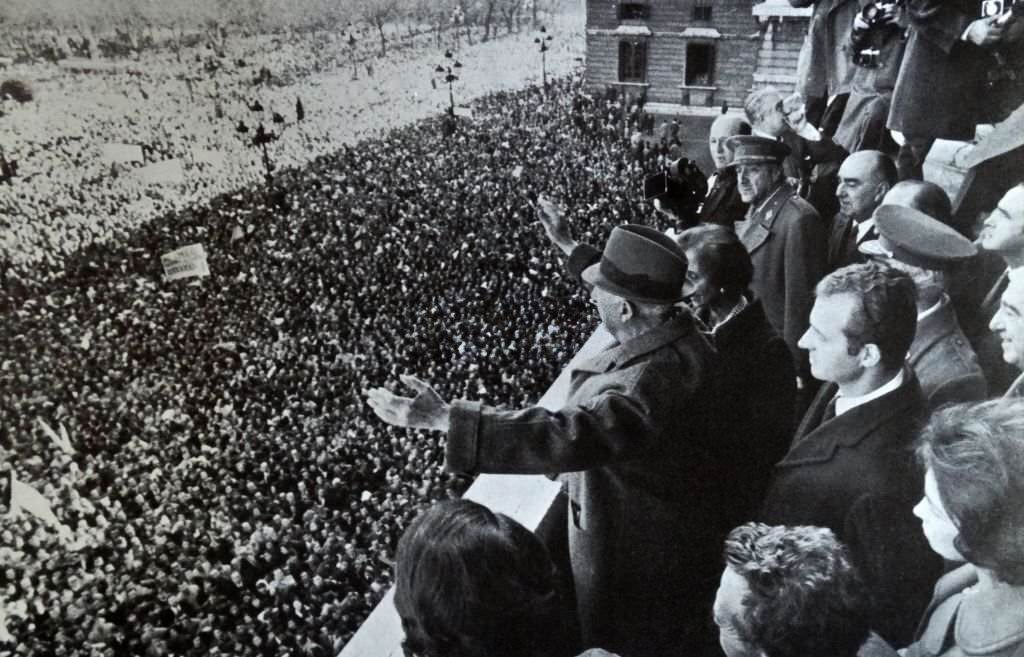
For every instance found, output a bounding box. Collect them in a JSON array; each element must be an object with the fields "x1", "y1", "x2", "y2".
[
  {"x1": 738, "y1": 182, "x2": 797, "y2": 254},
  {"x1": 916, "y1": 564, "x2": 1024, "y2": 655},
  {"x1": 710, "y1": 297, "x2": 768, "y2": 348},
  {"x1": 908, "y1": 295, "x2": 957, "y2": 366},
  {"x1": 780, "y1": 368, "x2": 921, "y2": 467},
  {"x1": 571, "y1": 312, "x2": 699, "y2": 375}
]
